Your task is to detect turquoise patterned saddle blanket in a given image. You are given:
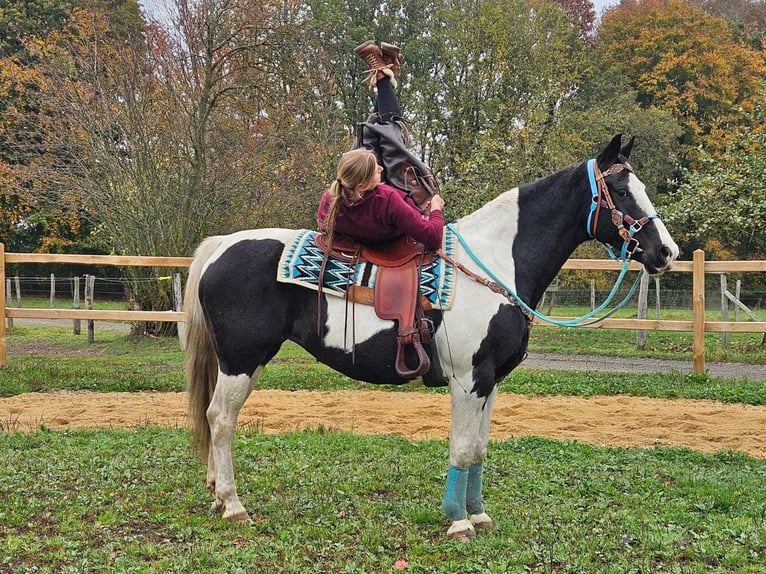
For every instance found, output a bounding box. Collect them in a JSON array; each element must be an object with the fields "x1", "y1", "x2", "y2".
[{"x1": 277, "y1": 229, "x2": 456, "y2": 310}]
